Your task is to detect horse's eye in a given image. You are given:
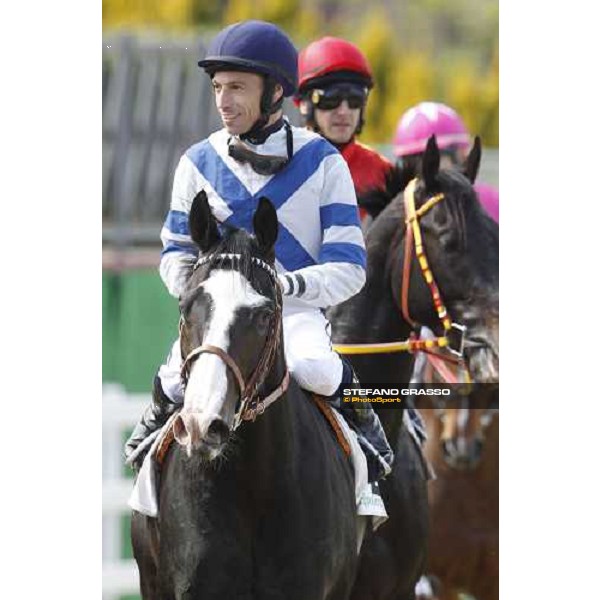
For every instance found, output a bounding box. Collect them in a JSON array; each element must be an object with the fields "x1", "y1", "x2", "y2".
[
  {"x1": 256, "y1": 306, "x2": 273, "y2": 321},
  {"x1": 440, "y1": 233, "x2": 461, "y2": 254},
  {"x1": 253, "y1": 307, "x2": 274, "y2": 333},
  {"x1": 445, "y1": 239, "x2": 460, "y2": 253}
]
